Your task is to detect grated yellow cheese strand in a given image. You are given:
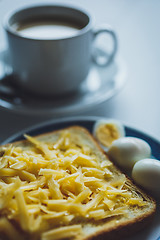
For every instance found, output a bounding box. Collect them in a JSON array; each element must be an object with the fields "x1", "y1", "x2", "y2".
[
  {"x1": 127, "y1": 198, "x2": 148, "y2": 206},
  {"x1": 15, "y1": 189, "x2": 30, "y2": 231},
  {"x1": 73, "y1": 188, "x2": 91, "y2": 203},
  {"x1": 24, "y1": 134, "x2": 57, "y2": 160},
  {"x1": 0, "y1": 218, "x2": 22, "y2": 240},
  {"x1": 41, "y1": 224, "x2": 83, "y2": 240},
  {"x1": 47, "y1": 177, "x2": 63, "y2": 199},
  {"x1": 0, "y1": 177, "x2": 21, "y2": 209},
  {"x1": 85, "y1": 193, "x2": 104, "y2": 212},
  {"x1": 39, "y1": 168, "x2": 65, "y2": 179},
  {"x1": 0, "y1": 168, "x2": 36, "y2": 182}
]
